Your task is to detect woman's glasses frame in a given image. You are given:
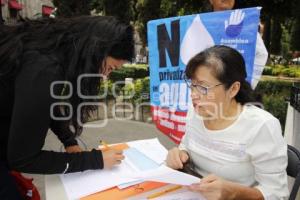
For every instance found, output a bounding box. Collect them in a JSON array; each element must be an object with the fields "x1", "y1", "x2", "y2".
[{"x1": 184, "y1": 78, "x2": 223, "y2": 95}]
